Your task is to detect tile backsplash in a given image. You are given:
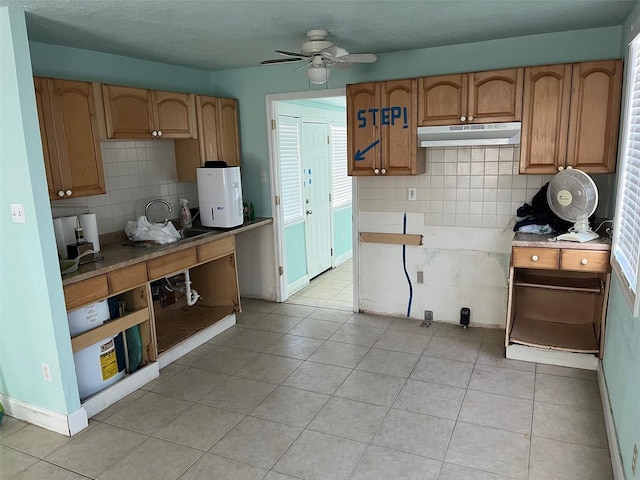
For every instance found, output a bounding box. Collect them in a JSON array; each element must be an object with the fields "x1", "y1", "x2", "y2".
[
  {"x1": 50, "y1": 140, "x2": 198, "y2": 235},
  {"x1": 358, "y1": 146, "x2": 612, "y2": 229}
]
